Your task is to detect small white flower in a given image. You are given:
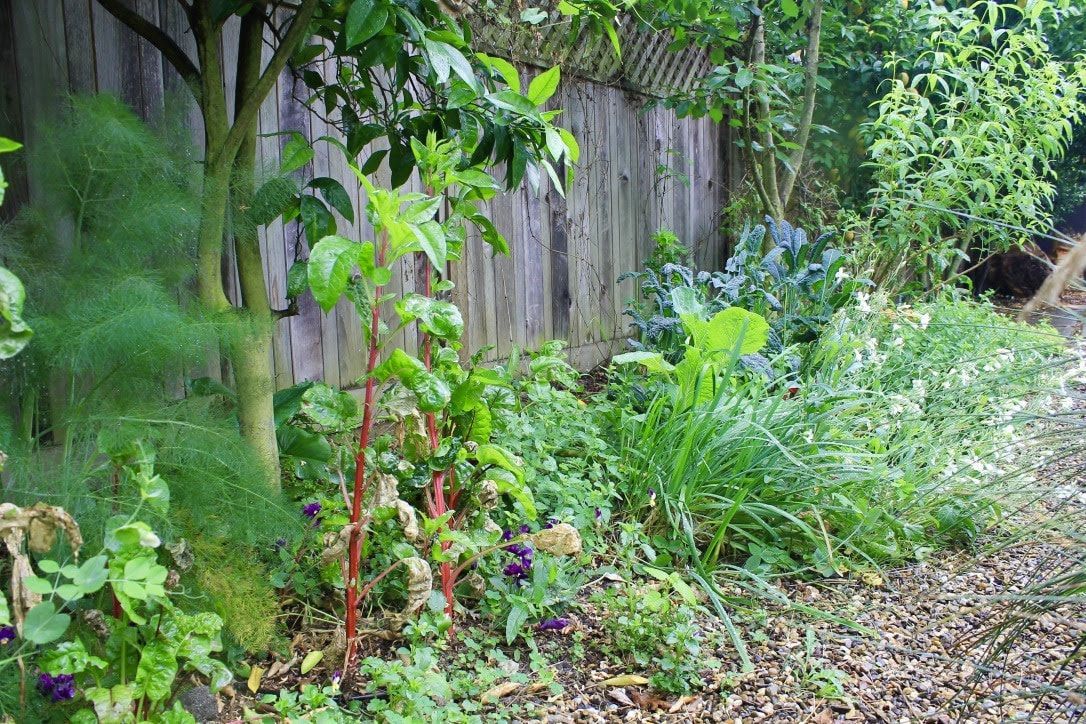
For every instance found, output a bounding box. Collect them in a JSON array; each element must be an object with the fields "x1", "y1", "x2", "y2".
[
  {"x1": 918, "y1": 313, "x2": 930, "y2": 330},
  {"x1": 835, "y1": 267, "x2": 851, "y2": 282},
  {"x1": 855, "y1": 291, "x2": 871, "y2": 314}
]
